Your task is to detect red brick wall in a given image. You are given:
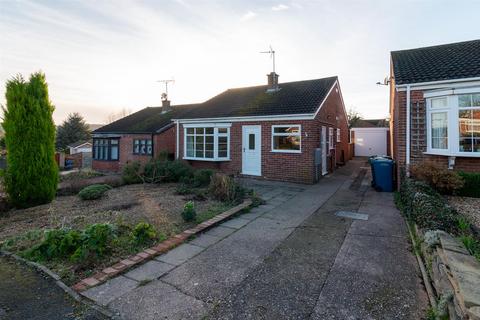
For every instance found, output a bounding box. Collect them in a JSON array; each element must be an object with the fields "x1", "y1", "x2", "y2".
[
  {"x1": 390, "y1": 86, "x2": 480, "y2": 180},
  {"x1": 178, "y1": 82, "x2": 349, "y2": 184},
  {"x1": 154, "y1": 126, "x2": 175, "y2": 158}
]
